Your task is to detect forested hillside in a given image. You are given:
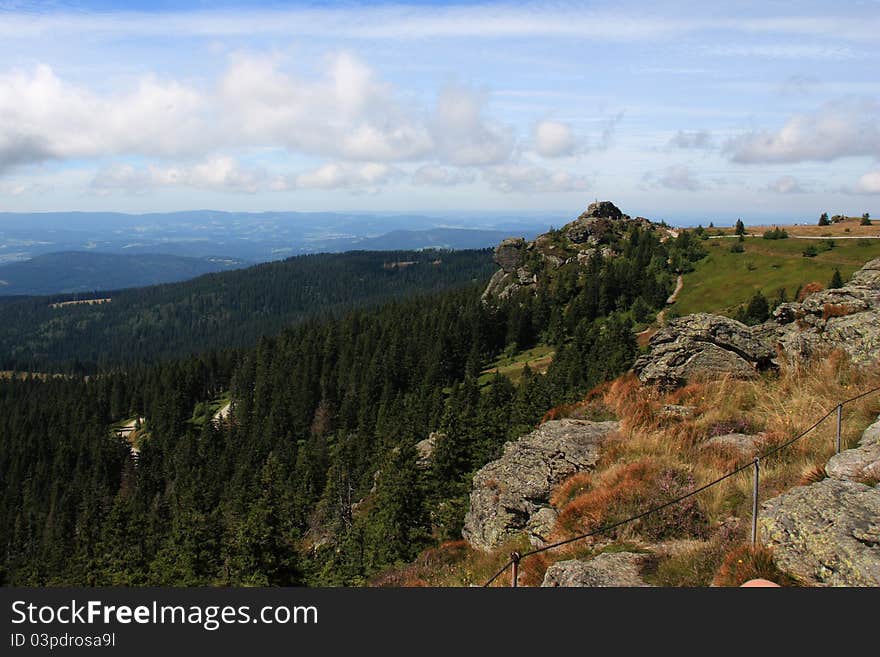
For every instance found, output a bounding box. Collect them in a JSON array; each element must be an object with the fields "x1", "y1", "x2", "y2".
[
  {"x1": 0, "y1": 249, "x2": 494, "y2": 371},
  {"x1": 1, "y1": 208, "x2": 710, "y2": 585},
  {"x1": 0, "y1": 251, "x2": 248, "y2": 296}
]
